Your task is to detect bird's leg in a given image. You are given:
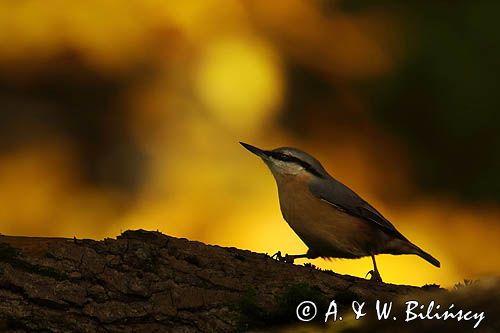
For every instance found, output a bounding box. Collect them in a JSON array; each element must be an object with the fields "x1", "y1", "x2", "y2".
[
  {"x1": 365, "y1": 255, "x2": 383, "y2": 282},
  {"x1": 271, "y1": 251, "x2": 309, "y2": 264}
]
